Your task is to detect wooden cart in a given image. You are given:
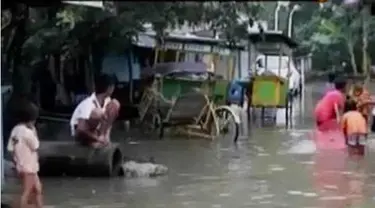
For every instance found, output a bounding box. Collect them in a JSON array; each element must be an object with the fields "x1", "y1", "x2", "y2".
[
  {"x1": 246, "y1": 32, "x2": 299, "y2": 128},
  {"x1": 138, "y1": 62, "x2": 240, "y2": 141}
]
